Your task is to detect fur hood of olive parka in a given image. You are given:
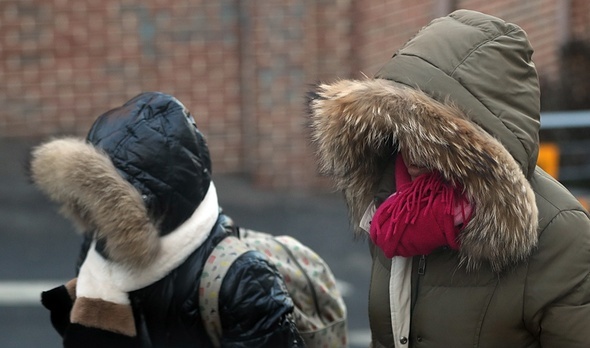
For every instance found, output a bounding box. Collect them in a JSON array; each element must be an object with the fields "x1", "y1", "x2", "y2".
[{"x1": 307, "y1": 10, "x2": 541, "y2": 273}]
